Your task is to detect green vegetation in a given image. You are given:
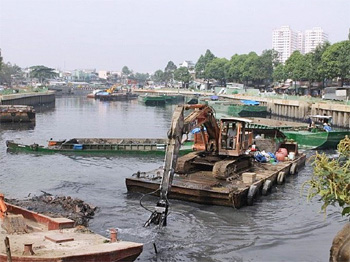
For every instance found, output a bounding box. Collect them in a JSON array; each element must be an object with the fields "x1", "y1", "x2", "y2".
[
  {"x1": 304, "y1": 136, "x2": 350, "y2": 216},
  {"x1": 29, "y1": 65, "x2": 57, "y2": 84}
]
